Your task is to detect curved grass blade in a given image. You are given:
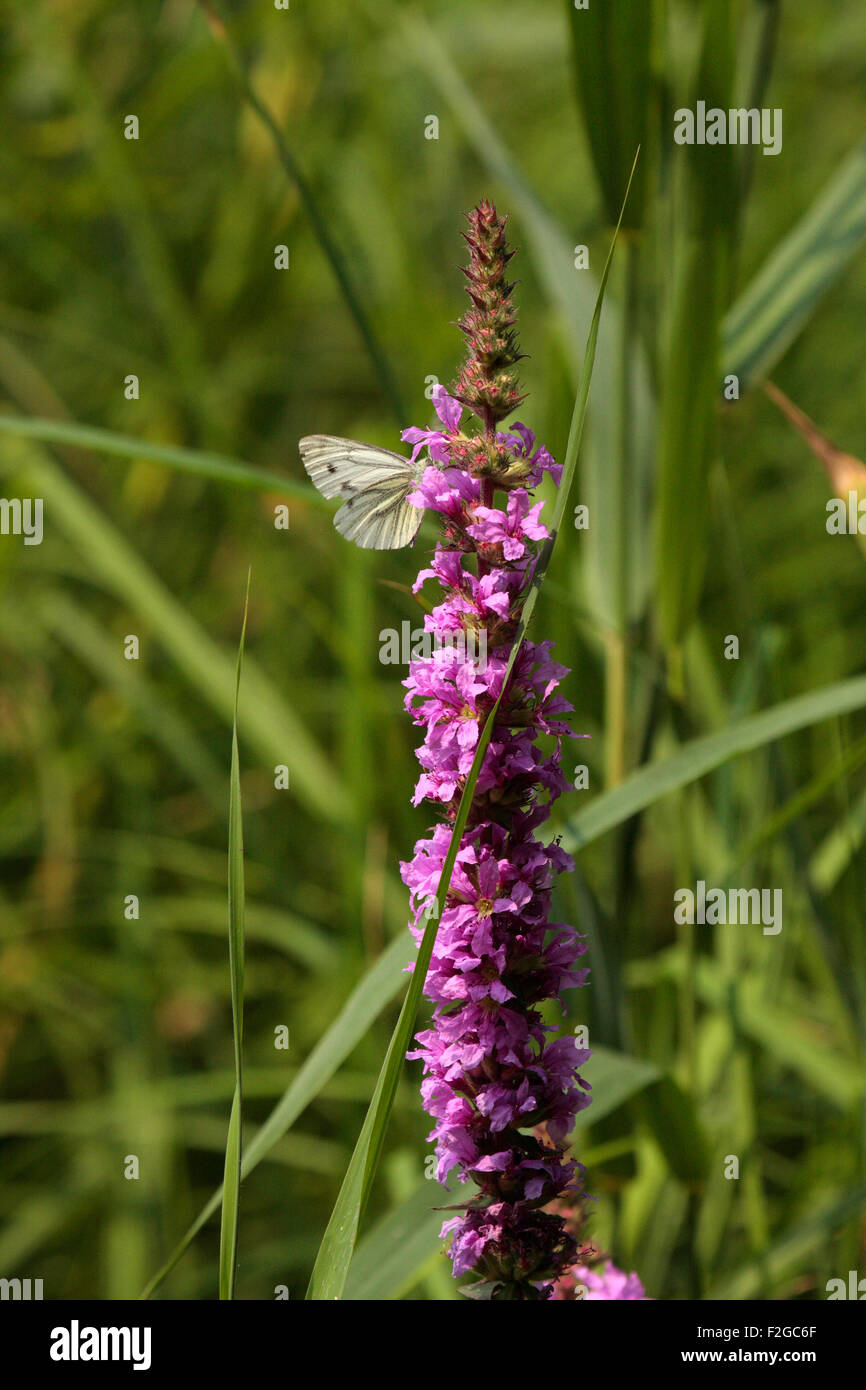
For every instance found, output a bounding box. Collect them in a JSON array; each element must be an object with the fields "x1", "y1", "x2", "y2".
[
  {"x1": 0, "y1": 412, "x2": 308, "y2": 498},
  {"x1": 306, "y1": 155, "x2": 639, "y2": 1301},
  {"x1": 562, "y1": 674, "x2": 866, "y2": 851},
  {"x1": 724, "y1": 140, "x2": 866, "y2": 389},
  {"x1": 197, "y1": 1, "x2": 405, "y2": 424},
  {"x1": 344, "y1": 1179, "x2": 454, "y2": 1302},
  {"x1": 218, "y1": 571, "x2": 250, "y2": 1300}
]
